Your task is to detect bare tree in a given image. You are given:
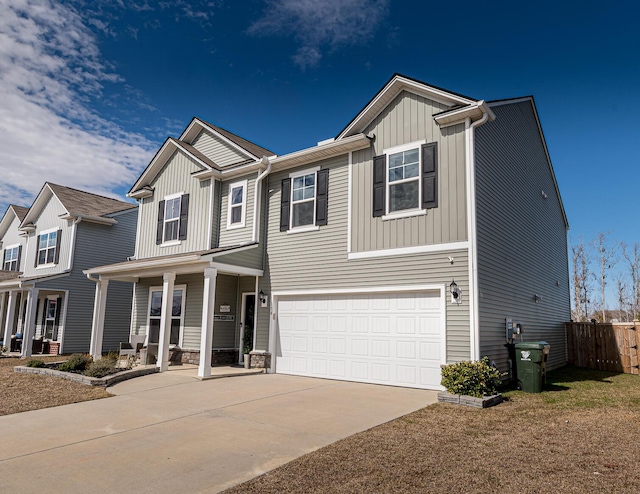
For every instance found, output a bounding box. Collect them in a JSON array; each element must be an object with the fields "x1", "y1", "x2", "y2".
[
  {"x1": 571, "y1": 238, "x2": 592, "y2": 321},
  {"x1": 621, "y1": 242, "x2": 640, "y2": 320},
  {"x1": 594, "y1": 232, "x2": 617, "y2": 321},
  {"x1": 614, "y1": 273, "x2": 630, "y2": 322}
]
